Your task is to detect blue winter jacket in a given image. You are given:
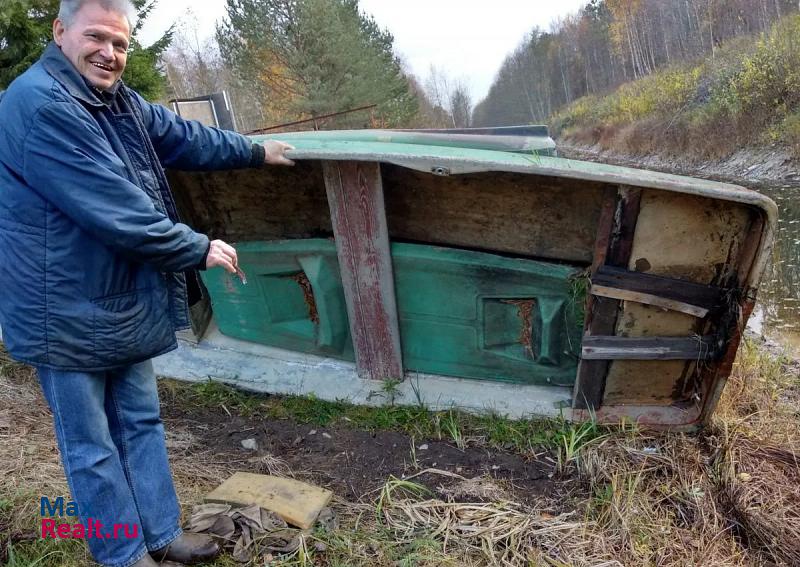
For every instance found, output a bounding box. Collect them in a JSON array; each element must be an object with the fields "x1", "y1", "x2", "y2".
[{"x1": 0, "y1": 43, "x2": 258, "y2": 371}]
